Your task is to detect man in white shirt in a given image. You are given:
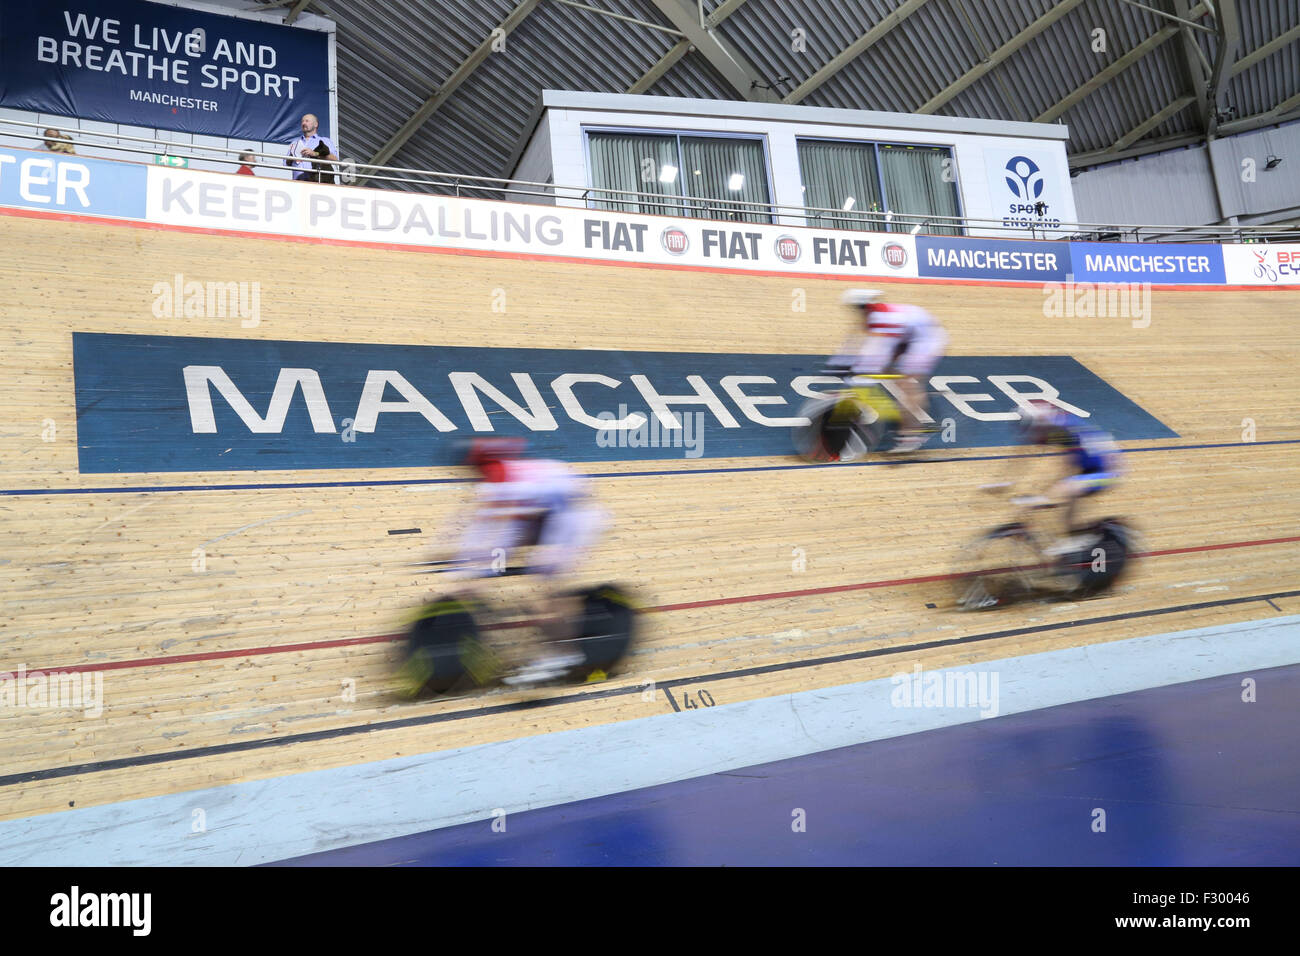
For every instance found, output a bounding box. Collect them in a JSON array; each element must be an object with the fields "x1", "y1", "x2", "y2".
[{"x1": 285, "y1": 113, "x2": 338, "y2": 182}]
